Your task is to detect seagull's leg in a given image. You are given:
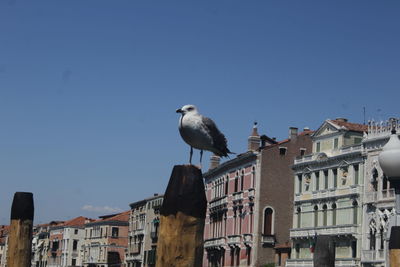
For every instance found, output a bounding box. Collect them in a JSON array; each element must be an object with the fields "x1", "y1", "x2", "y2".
[
  {"x1": 189, "y1": 146, "x2": 193, "y2": 165},
  {"x1": 200, "y1": 150, "x2": 203, "y2": 164}
]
